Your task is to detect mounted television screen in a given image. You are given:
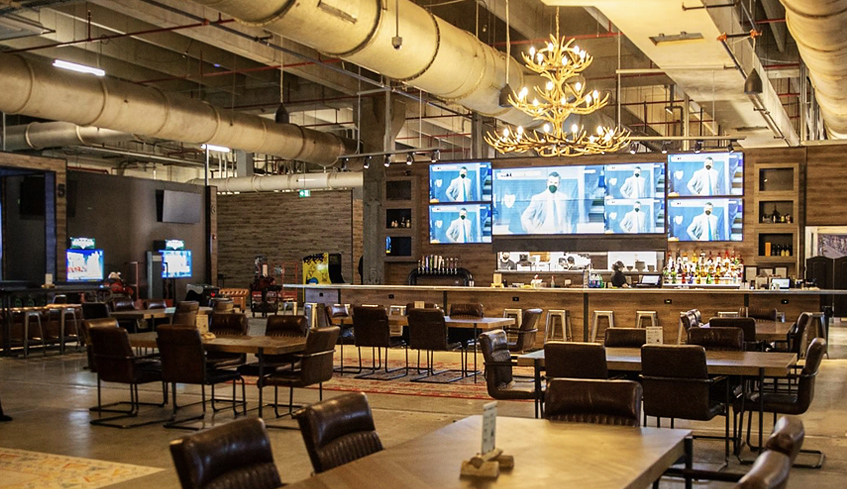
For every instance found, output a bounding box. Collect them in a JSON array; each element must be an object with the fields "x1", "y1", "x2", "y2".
[
  {"x1": 429, "y1": 204, "x2": 492, "y2": 244},
  {"x1": 159, "y1": 190, "x2": 202, "y2": 224},
  {"x1": 667, "y1": 198, "x2": 743, "y2": 242},
  {"x1": 161, "y1": 250, "x2": 193, "y2": 278},
  {"x1": 668, "y1": 152, "x2": 743, "y2": 197},
  {"x1": 604, "y1": 198, "x2": 664, "y2": 234},
  {"x1": 429, "y1": 162, "x2": 492, "y2": 203},
  {"x1": 66, "y1": 249, "x2": 104, "y2": 282}
]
